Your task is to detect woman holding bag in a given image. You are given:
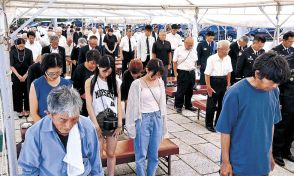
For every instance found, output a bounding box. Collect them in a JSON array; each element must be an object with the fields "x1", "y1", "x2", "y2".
[
  {"x1": 126, "y1": 58, "x2": 168, "y2": 176},
  {"x1": 85, "y1": 55, "x2": 123, "y2": 176}
]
